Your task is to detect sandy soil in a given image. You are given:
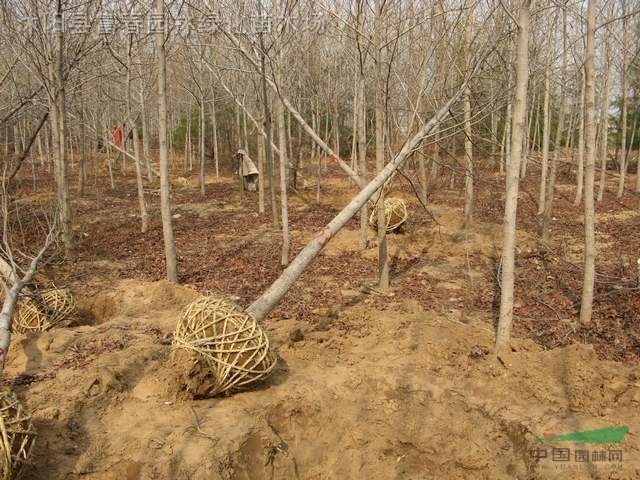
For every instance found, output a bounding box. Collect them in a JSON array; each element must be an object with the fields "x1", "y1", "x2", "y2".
[
  {"x1": 3, "y1": 279, "x2": 638, "y2": 479},
  {"x1": 4, "y1": 159, "x2": 640, "y2": 479}
]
